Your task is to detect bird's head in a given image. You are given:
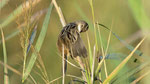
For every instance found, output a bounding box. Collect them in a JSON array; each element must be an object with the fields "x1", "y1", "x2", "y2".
[{"x1": 75, "y1": 20, "x2": 89, "y2": 33}]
